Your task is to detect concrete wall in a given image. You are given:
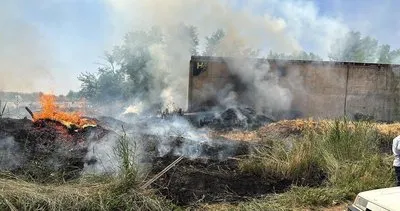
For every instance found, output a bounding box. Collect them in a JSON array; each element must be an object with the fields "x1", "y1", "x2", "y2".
[{"x1": 188, "y1": 56, "x2": 400, "y2": 121}]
